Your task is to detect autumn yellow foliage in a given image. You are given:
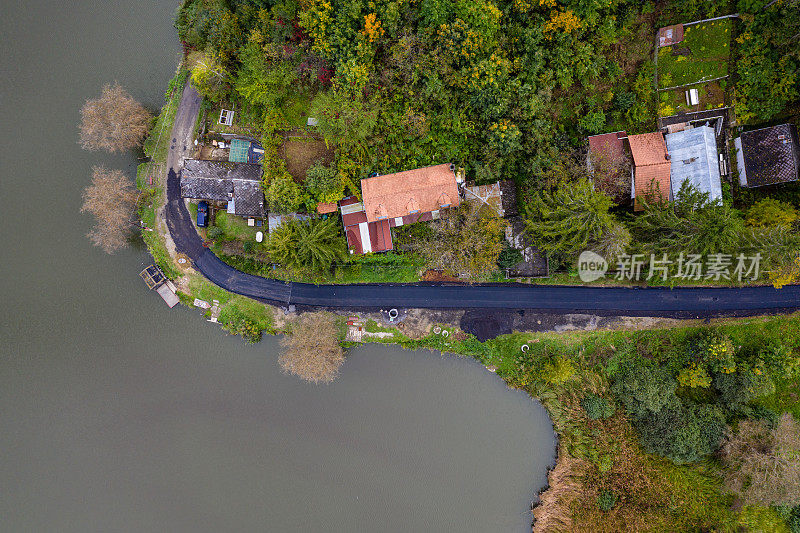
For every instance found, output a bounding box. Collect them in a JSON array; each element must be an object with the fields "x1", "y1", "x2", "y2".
[
  {"x1": 362, "y1": 13, "x2": 385, "y2": 43},
  {"x1": 543, "y1": 10, "x2": 582, "y2": 38}
]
